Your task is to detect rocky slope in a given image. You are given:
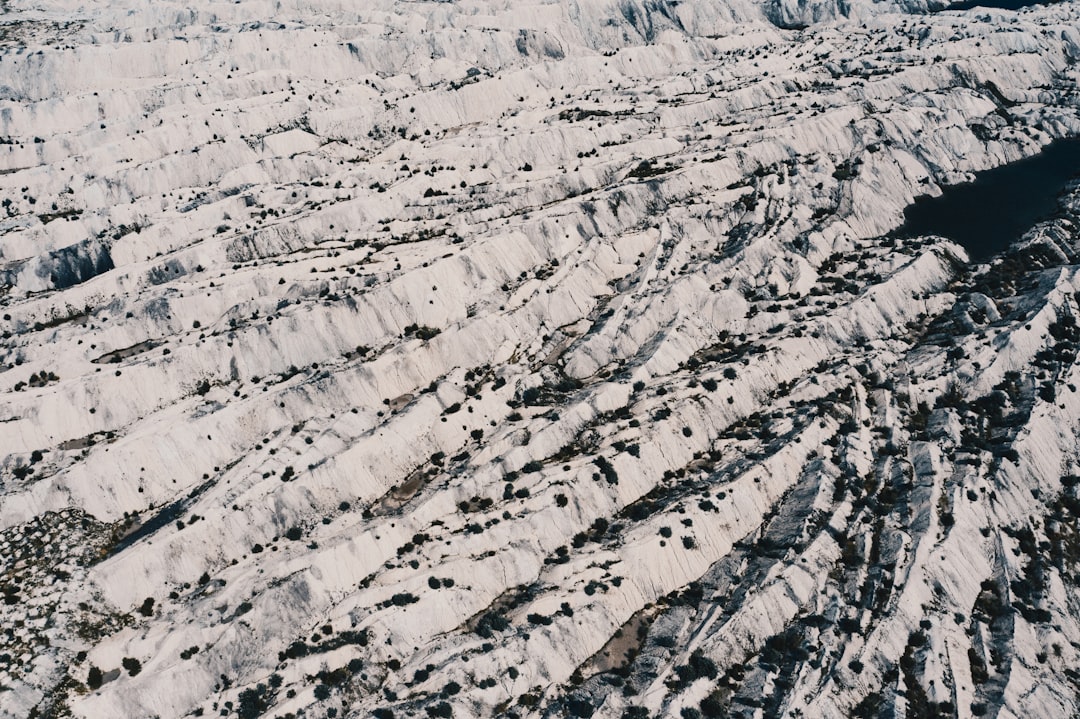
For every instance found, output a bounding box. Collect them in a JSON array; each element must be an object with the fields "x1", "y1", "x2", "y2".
[{"x1": 3, "y1": 0, "x2": 1080, "y2": 718}]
